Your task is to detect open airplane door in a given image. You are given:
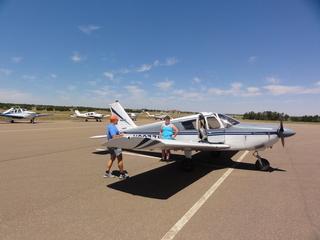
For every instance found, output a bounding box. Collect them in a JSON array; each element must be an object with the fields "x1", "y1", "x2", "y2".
[{"x1": 198, "y1": 113, "x2": 225, "y2": 144}]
